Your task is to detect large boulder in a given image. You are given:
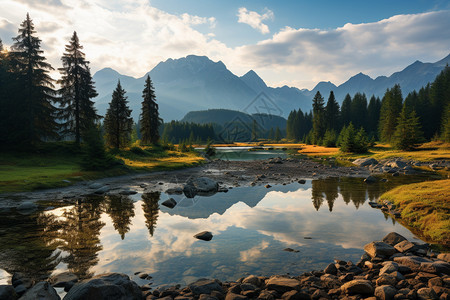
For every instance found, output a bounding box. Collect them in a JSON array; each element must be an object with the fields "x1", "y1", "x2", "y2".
[
  {"x1": 19, "y1": 282, "x2": 60, "y2": 300},
  {"x1": 161, "y1": 198, "x2": 177, "y2": 209},
  {"x1": 393, "y1": 256, "x2": 433, "y2": 271},
  {"x1": 382, "y1": 232, "x2": 407, "y2": 246},
  {"x1": 394, "y1": 240, "x2": 416, "y2": 253},
  {"x1": 49, "y1": 271, "x2": 78, "y2": 288},
  {"x1": 353, "y1": 158, "x2": 378, "y2": 167},
  {"x1": 183, "y1": 178, "x2": 219, "y2": 198},
  {"x1": 374, "y1": 285, "x2": 397, "y2": 300},
  {"x1": 63, "y1": 273, "x2": 143, "y2": 300},
  {"x1": 437, "y1": 253, "x2": 450, "y2": 263},
  {"x1": 364, "y1": 241, "x2": 397, "y2": 258},
  {"x1": 266, "y1": 276, "x2": 301, "y2": 293},
  {"x1": 189, "y1": 279, "x2": 222, "y2": 295},
  {"x1": 420, "y1": 261, "x2": 450, "y2": 275},
  {"x1": 194, "y1": 231, "x2": 213, "y2": 241},
  {"x1": 340, "y1": 279, "x2": 374, "y2": 295}
]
